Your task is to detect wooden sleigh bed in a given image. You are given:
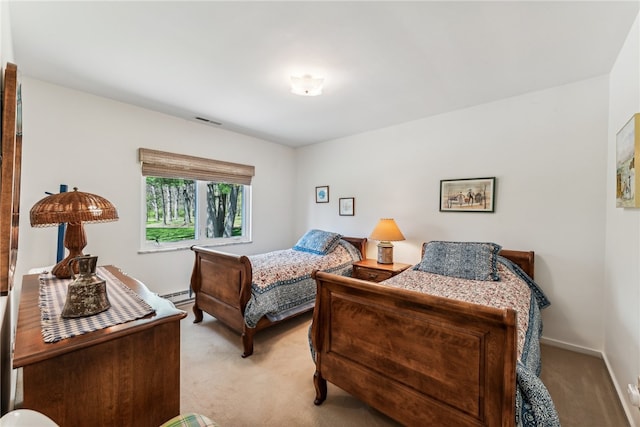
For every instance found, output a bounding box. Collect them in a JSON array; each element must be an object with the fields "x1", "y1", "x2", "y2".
[
  {"x1": 311, "y1": 244, "x2": 558, "y2": 427},
  {"x1": 190, "y1": 235, "x2": 367, "y2": 357}
]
